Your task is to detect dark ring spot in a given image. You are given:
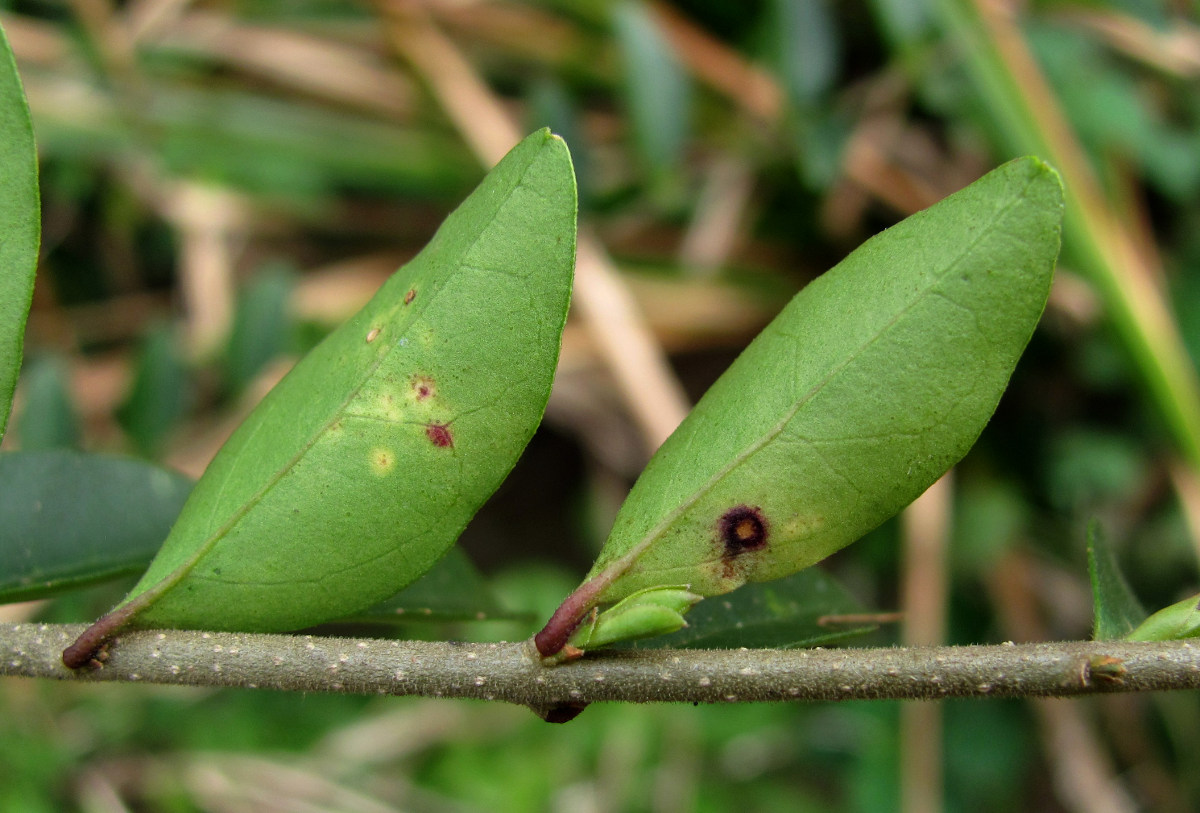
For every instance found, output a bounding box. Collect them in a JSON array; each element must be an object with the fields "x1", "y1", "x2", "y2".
[{"x1": 719, "y1": 505, "x2": 768, "y2": 556}]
